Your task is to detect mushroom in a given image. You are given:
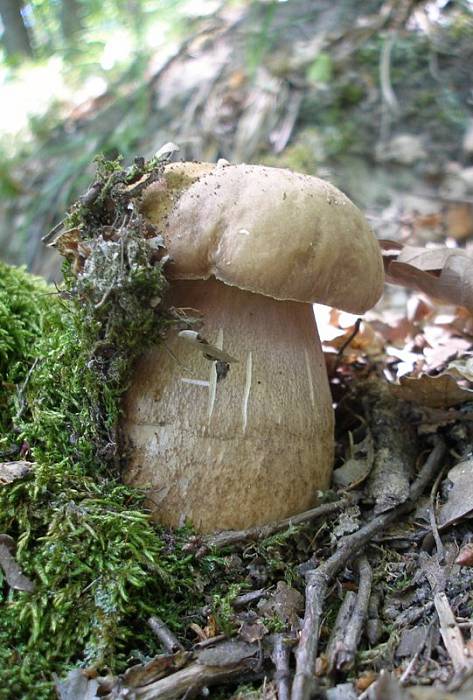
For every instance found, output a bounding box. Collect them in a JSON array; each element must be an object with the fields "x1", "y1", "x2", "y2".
[{"x1": 122, "y1": 162, "x2": 384, "y2": 533}]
